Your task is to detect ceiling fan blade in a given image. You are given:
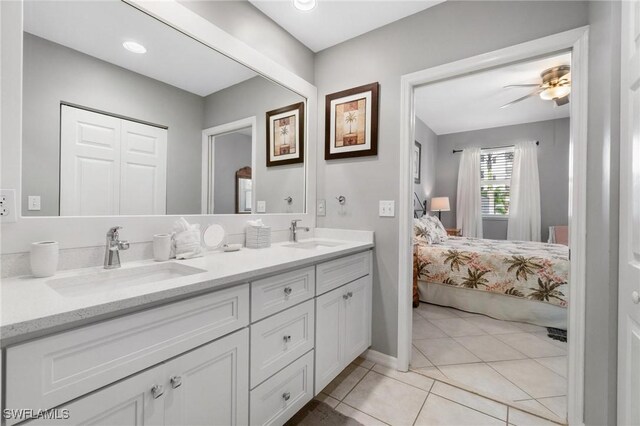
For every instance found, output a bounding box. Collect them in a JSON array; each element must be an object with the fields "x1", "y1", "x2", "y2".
[
  {"x1": 503, "y1": 84, "x2": 540, "y2": 88},
  {"x1": 500, "y1": 89, "x2": 543, "y2": 109},
  {"x1": 554, "y1": 95, "x2": 570, "y2": 106}
]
